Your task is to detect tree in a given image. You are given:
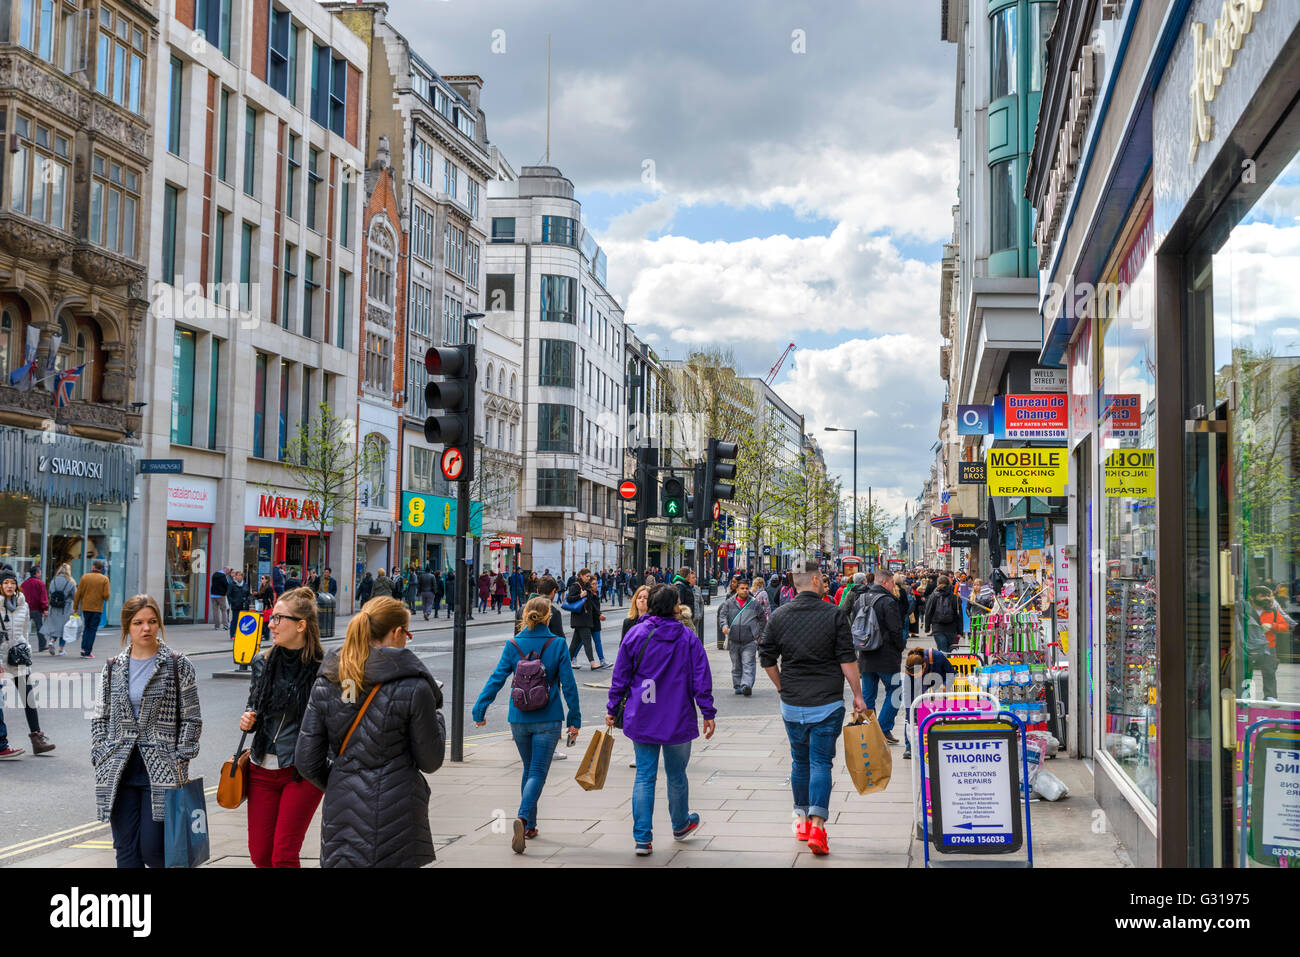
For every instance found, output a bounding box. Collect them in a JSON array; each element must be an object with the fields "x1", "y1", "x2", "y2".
[
  {"x1": 848, "y1": 496, "x2": 899, "y2": 565},
  {"x1": 774, "y1": 453, "x2": 841, "y2": 564},
  {"x1": 663, "y1": 347, "x2": 751, "y2": 464},
  {"x1": 732, "y1": 408, "x2": 794, "y2": 571},
  {"x1": 266, "y1": 402, "x2": 384, "y2": 574}
]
